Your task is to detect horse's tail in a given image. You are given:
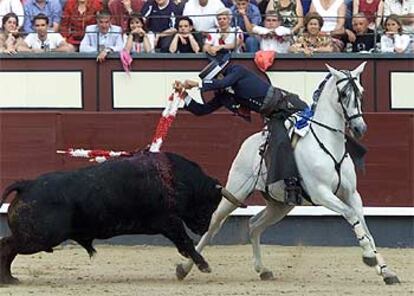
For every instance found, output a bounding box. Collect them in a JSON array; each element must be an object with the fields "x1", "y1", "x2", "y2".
[{"x1": 0, "y1": 180, "x2": 32, "y2": 208}]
